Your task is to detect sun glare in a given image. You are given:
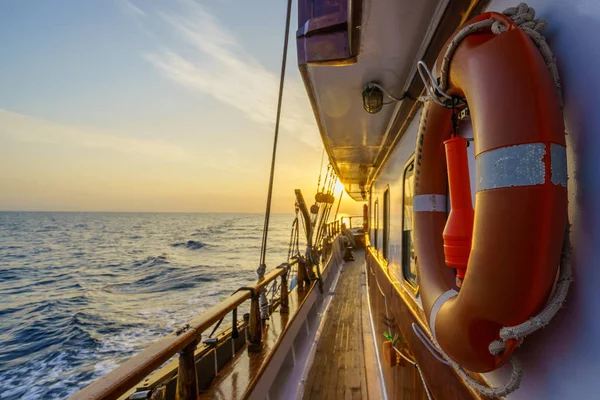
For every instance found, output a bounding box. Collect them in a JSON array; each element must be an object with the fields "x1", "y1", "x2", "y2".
[{"x1": 334, "y1": 179, "x2": 345, "y2": 195}]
